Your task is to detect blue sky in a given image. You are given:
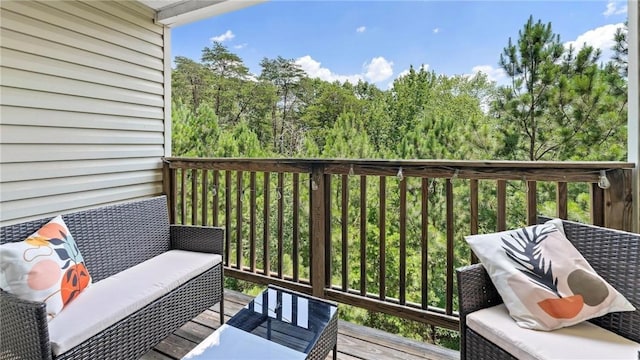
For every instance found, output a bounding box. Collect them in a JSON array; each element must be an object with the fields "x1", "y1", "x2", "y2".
[{"x1": 171, "y1": 0, "x2": 628, "y2": 87}]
